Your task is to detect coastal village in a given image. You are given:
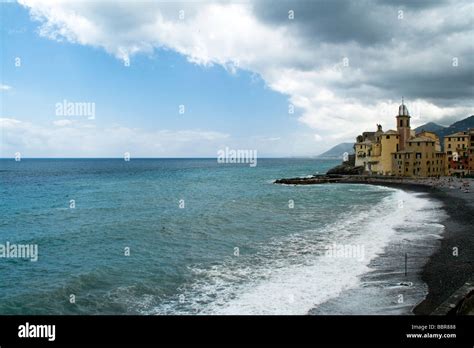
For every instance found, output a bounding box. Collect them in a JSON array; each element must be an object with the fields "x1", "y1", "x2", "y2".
[
  {"x1": 353, "y1": 100, "x2": 474, "y2": 178},
  {"x1": 274, "y1": 101, "x2": 474, "y2": 316},
  {"x1": 276, "y1": 100, "x2": 474, "y2": 191}
]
